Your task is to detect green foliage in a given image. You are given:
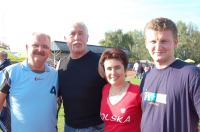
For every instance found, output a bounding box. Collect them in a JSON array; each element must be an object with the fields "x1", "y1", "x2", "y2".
[
  {"x1": 128, "y1": 31, "x2": 150, "y2": 62},
  {"x1": 0, "y1": 48, "x2": 26, "y2": 63},
  {"x1": 0, "y1": 42, "x2": 10, "y2": 50},
  {"x1": 99, "y1": 30, "x2": 150, "y2": 63},
  {"x1": 58, "y1": 105, "x2": 64, "y2": 132},
  {"x1": 175, "y1": 21, "x2": 200, "y2": 64},
  {"x1": 100, "y1": 21, "x2": 200, "y2": 64},
  {"x1": 100, "y1": 29, "x2": 125, "y2": 49},
  {"x1": 130, "y1": 78, "x2": 141, "y2": 85}
]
